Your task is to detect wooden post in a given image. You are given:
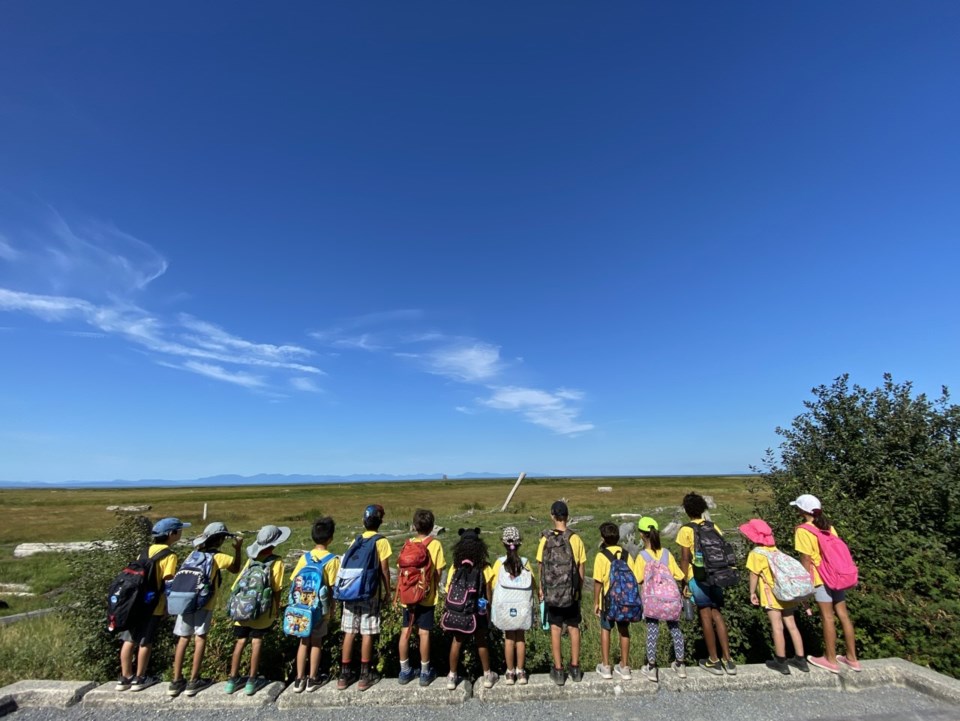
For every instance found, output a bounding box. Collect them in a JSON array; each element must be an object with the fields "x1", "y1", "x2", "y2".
[
  {"x1": 500, "y1": 472, "x2": 527, "y2": 512},
  {"x1": 203, "y1": 503, "x2": 208, "y2": 521}
]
